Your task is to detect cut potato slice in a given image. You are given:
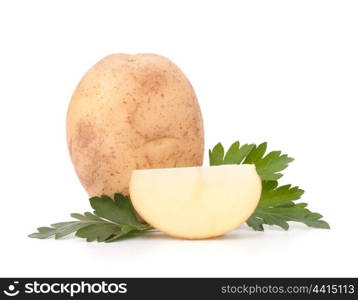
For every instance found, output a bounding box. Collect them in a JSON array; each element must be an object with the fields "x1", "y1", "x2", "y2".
[{"x1": 129, "y1": 165, "x2": 261, "y2": 239}]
